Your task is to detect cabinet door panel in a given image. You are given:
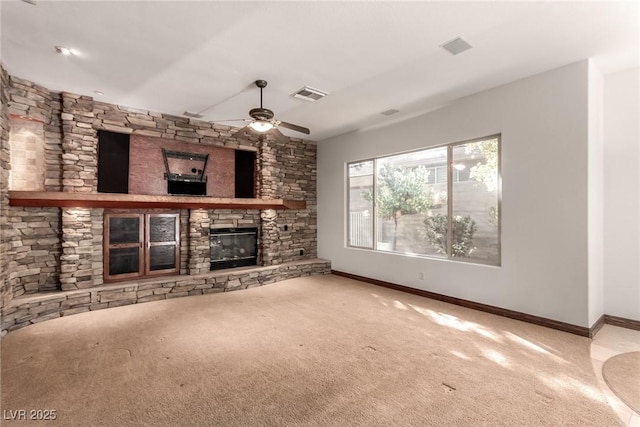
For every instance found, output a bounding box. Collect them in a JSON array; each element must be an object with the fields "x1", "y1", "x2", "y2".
[
  {"x1": 109, "y1": 216, "x2": 141, "y2": 244},
  {"x1": 104, "y1": 214, "x2": 143, "y2": 280},
  {"x1": 149, "y1": 245, "x2": 177, "y2": 271},
  {"x1": 149, "y1": 216, "x2": 177, "y2": 242},
  {"x1": 145, "y1": 214, "x2": 180, "y2": 276},
  {"x1": 109, "y1": 247, "x2": 141, "y2": 275}
]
